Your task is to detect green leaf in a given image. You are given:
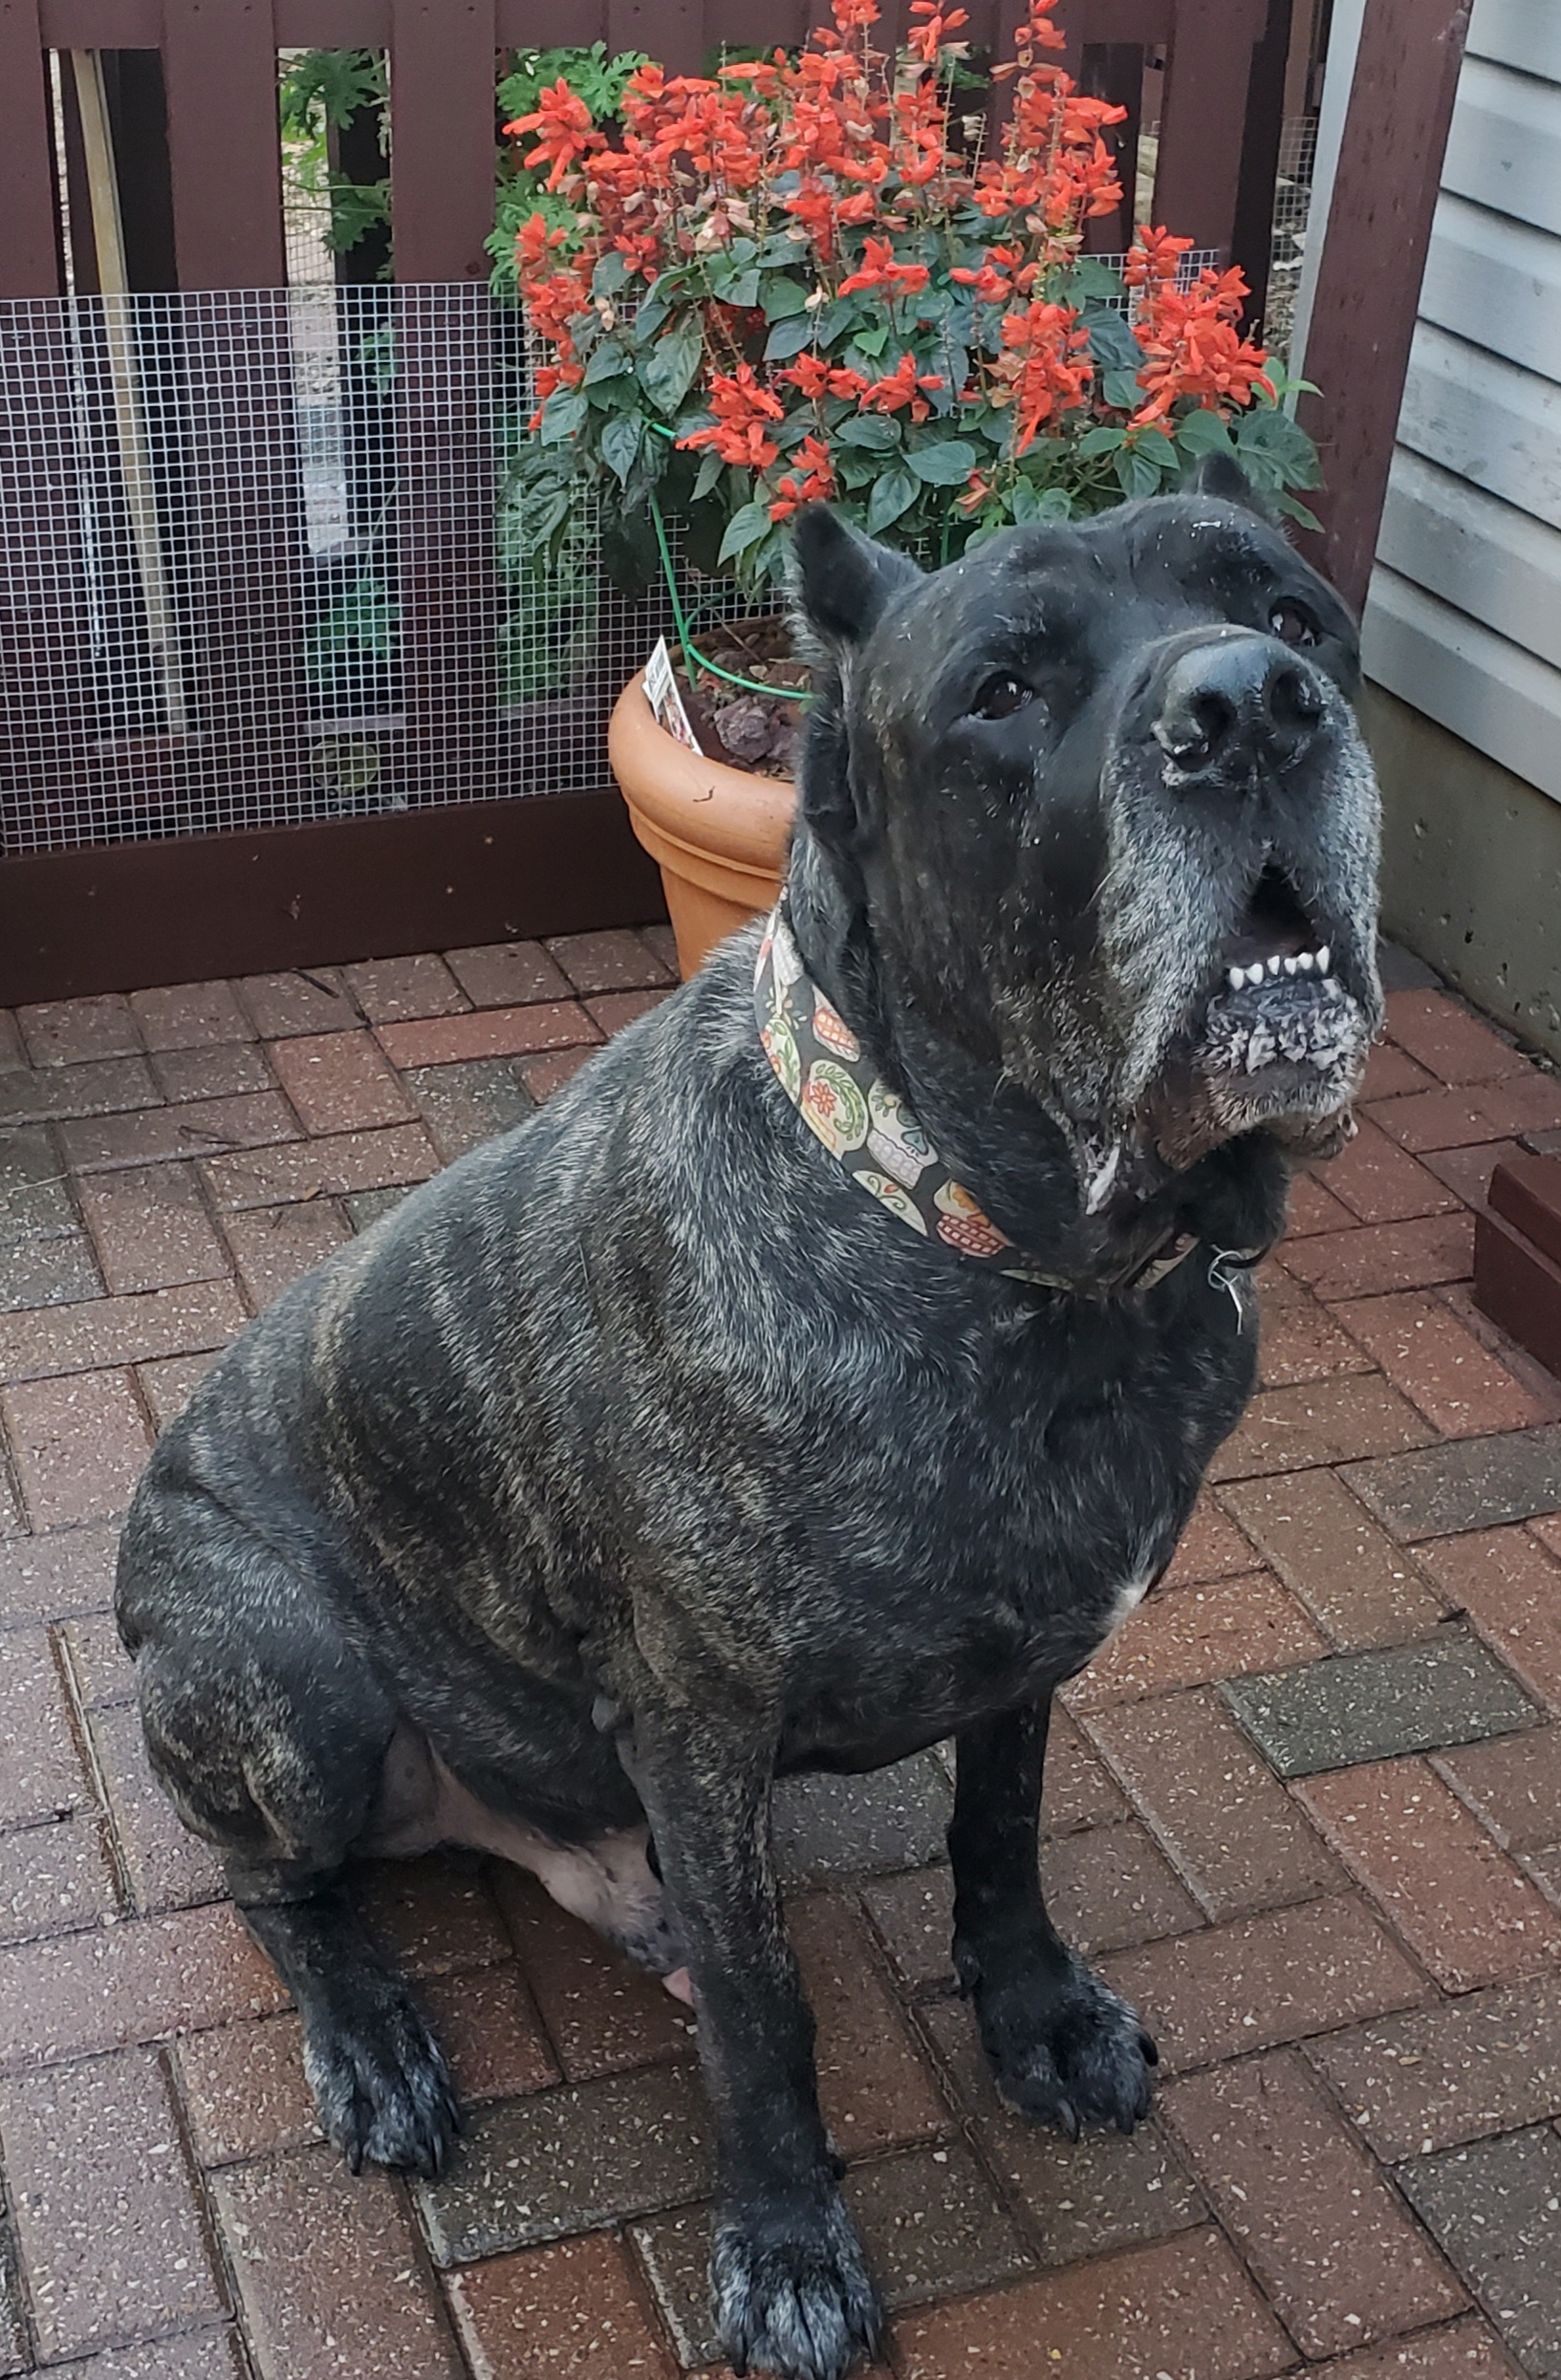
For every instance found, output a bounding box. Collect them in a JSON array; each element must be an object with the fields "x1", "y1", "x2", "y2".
[
  {"x1": 1115, "y1": 444, "x2": 1162, "y2": 499},
  {"x1": 691, "y1": 446, "x2": 726, "y2": 503},
  {"x1": 1236, "y1": 403, "x2": 1323, "y2": 487},
  {"x1": 1275, "y1": 491, "x2": 1324, "y2": 532},
  {"x1": 852, "y1": 325, "x2": 890, "y2": 358},
  {"x1": 762, "y1": 277, "x2": 812, "y2": 322},
  {"x1": 583, "y1": 339, "x2": 631, "y2": 385},
  {"x1": 725, "y1": 268, "x2": 761, "y2": 308},
  {"x1": 592, "y1": 250, "x2": 631, "y2": 298},
  {"x1": 865, "y1": 464, "x2": 919, "y2": 533},
  {"x1": 836, "y1": 414, "x2": 901, "y2": 452},
  {"x1": 601, "y1": 414, "x2": 642, "y2": 486},
  {"x1": 632, "y1": 292, "x2": 670, "y2": 342},
  {"x1": 1101, "y1": 369, "x2": 1143, "y2": 412},
  {"x1": 639, "y1": 316, "x2": 705, "y2": 417},
  {"x1": 1134, "y1": 426, "x2": 1178, "y2": 468},
  {"x1": 816, "y1": 296, "x2": 861, "y2": 345},
  {"x1": 718, "y1": 498, "x2": 775, "y2": 564},
  {"x1": 908, "y1": 439, "x2": 978, "y2": 486},
  {"x1": 763, "y1": 314, "x2": 818, "y2": 362},
  {"x1": 1065, "y1": 258, "x2": 1126, "y2": 302},
  {"x1": 1171, "y1": 407, "x2": 1234, "y2": 456},
  {"x1": 1076, "y1": 424, "x2": 1125, "y2": 458},
  {"x1": 539, "y1": 389, "x2": 589, "y2": 444},
  {"x1": 1081, "y1": 308, "x2": 1139, "y2": 372}
]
